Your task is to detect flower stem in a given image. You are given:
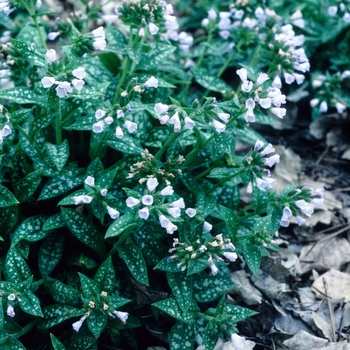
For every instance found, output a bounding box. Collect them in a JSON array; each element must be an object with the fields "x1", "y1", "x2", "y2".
[
  {"x1": 205, "y1": 168, "x2": 245, "y2": 195},
  {"x1": 155, "y1": 132, "x2": 178, "y2": 161},
  {"x1": 32, "y1": 16, "x2": 48, "y2": 50},
  {"x1": 56, "y1": 99, "x2": 62, "y2": 145},
  {"x1": 91, "y1": 131, "x2": 108, "y2": 160},
  {"x1": 15, "y1": 125, "x2": 45, "y2": 159}
]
